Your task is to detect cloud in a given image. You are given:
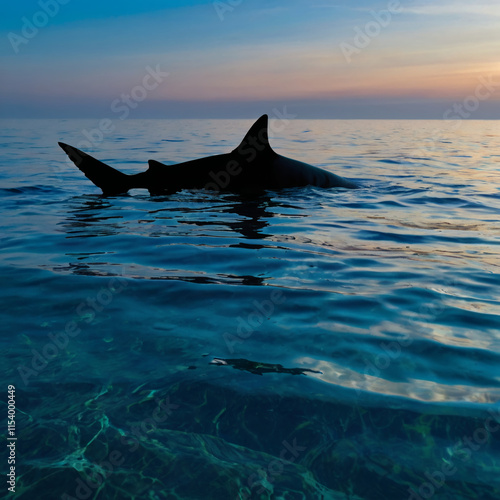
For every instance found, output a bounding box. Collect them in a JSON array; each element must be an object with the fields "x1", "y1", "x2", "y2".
[{"x1": 405, "y1": 0, "x2": 500, "y2": 17}]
